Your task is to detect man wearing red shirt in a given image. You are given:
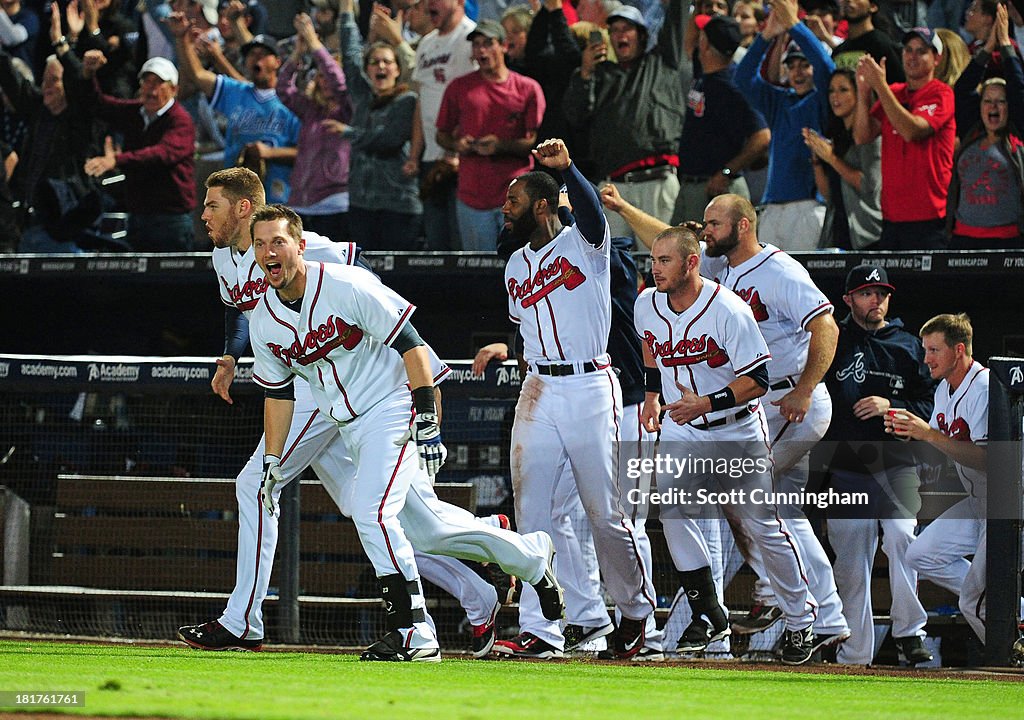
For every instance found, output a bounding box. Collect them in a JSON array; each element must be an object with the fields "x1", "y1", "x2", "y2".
[
  {"x1": 853, "y1": 27, "x2": 955, "y2": 250},
  {"x1": 436, "y1": 20, "x2": 545, "y2": 251}
]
